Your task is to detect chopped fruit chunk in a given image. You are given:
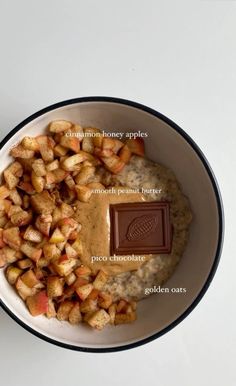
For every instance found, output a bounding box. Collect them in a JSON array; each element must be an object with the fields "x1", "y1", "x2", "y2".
[
  {"x1": 10, "y1": 145, "x2": 35, "y2": 159},
  {"x1": 119, "y1": 144, "x2": 132, "y2": 164},
  {"x1": 26, "y1": 290, "x2": 49, "y2": 316},
  {"x1": 36, "y1": 135, "x2": 54, "y2": 162},
  {"x1": 61, "y1": 153, "x2": 86, "y2": 171},
  {"x1": 101, "y1": 155, "x2": 125, "y2": 174},
  {"x1": 57, "y1": 300, "x2": 74, "y2": 321},
  {"x1": 98, "y1": 292, "x2": 113, "y2": 309},
  {"x1": 47, "y1": 276, "x2": 64, "y2": 298},
  {"x1": 16, "y1": 278, "x2": 37, "y2": 300},
  {"x1": 30, "y1": 191, "x2": 55, "y2": 214},
  {"x1": 125, "y1": 138, "x2": 145, "y2": 156},
  {"x1": 23, "y1": 226, "x2": 43, "y2": 243},
  {"x1": 32, "y1": 159, "x2": 46, "y2": 177},
  {"x1": 68, "y1": 303, "x2": 82, "y2": 324},
  {"x1": 47, "y1": 299, "x2": 56, "y2": 318},
  {"x1": 6, "y1": 266, "x2": 23, "y2": 285},
  {"x1": 21, "y1": 136, "x2": 39, "y2": 151},
  {"x1": 52, "y1": 255, "x2": 77, "y2": 277},
  {"x1": 80, "y1": 298, "x2": 98, "y2": 314},
  {"x1": 3, "y1": 227, "x2": 21, "y2": 250},
  {"x1": 93, "y1": 270, "x2": 108, "y2": 290},
  {"x1": 49, "y1": 120, "x2": 72, "y2": 133},
  {"x1": 76, "y1": 283, "x2": 93, "y2": 301},
  {"x1": 75, "y1": 185, "x2": 92, "y2": 202},
  {"x1": 21, "y1": 269, "x2": 40, "y2": 288},
  {"x1": 49, "y1": 228, "x2": 65, "y2": 243},
  {"x1": 114, "y1": 311, "x2": 136, "y2": 325},
  {"x1": 20, "y1": 242, "x2": 42, "y2": 263},
  {"x1": 87, "y1": 309, "x2": 110, "y2": 330},
  {"x1": 74, "y1": 266, "x2": 92, "y2": 277},
  {"x1": 0, "y1": 185, "x2": 10, "y2": 200}
]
